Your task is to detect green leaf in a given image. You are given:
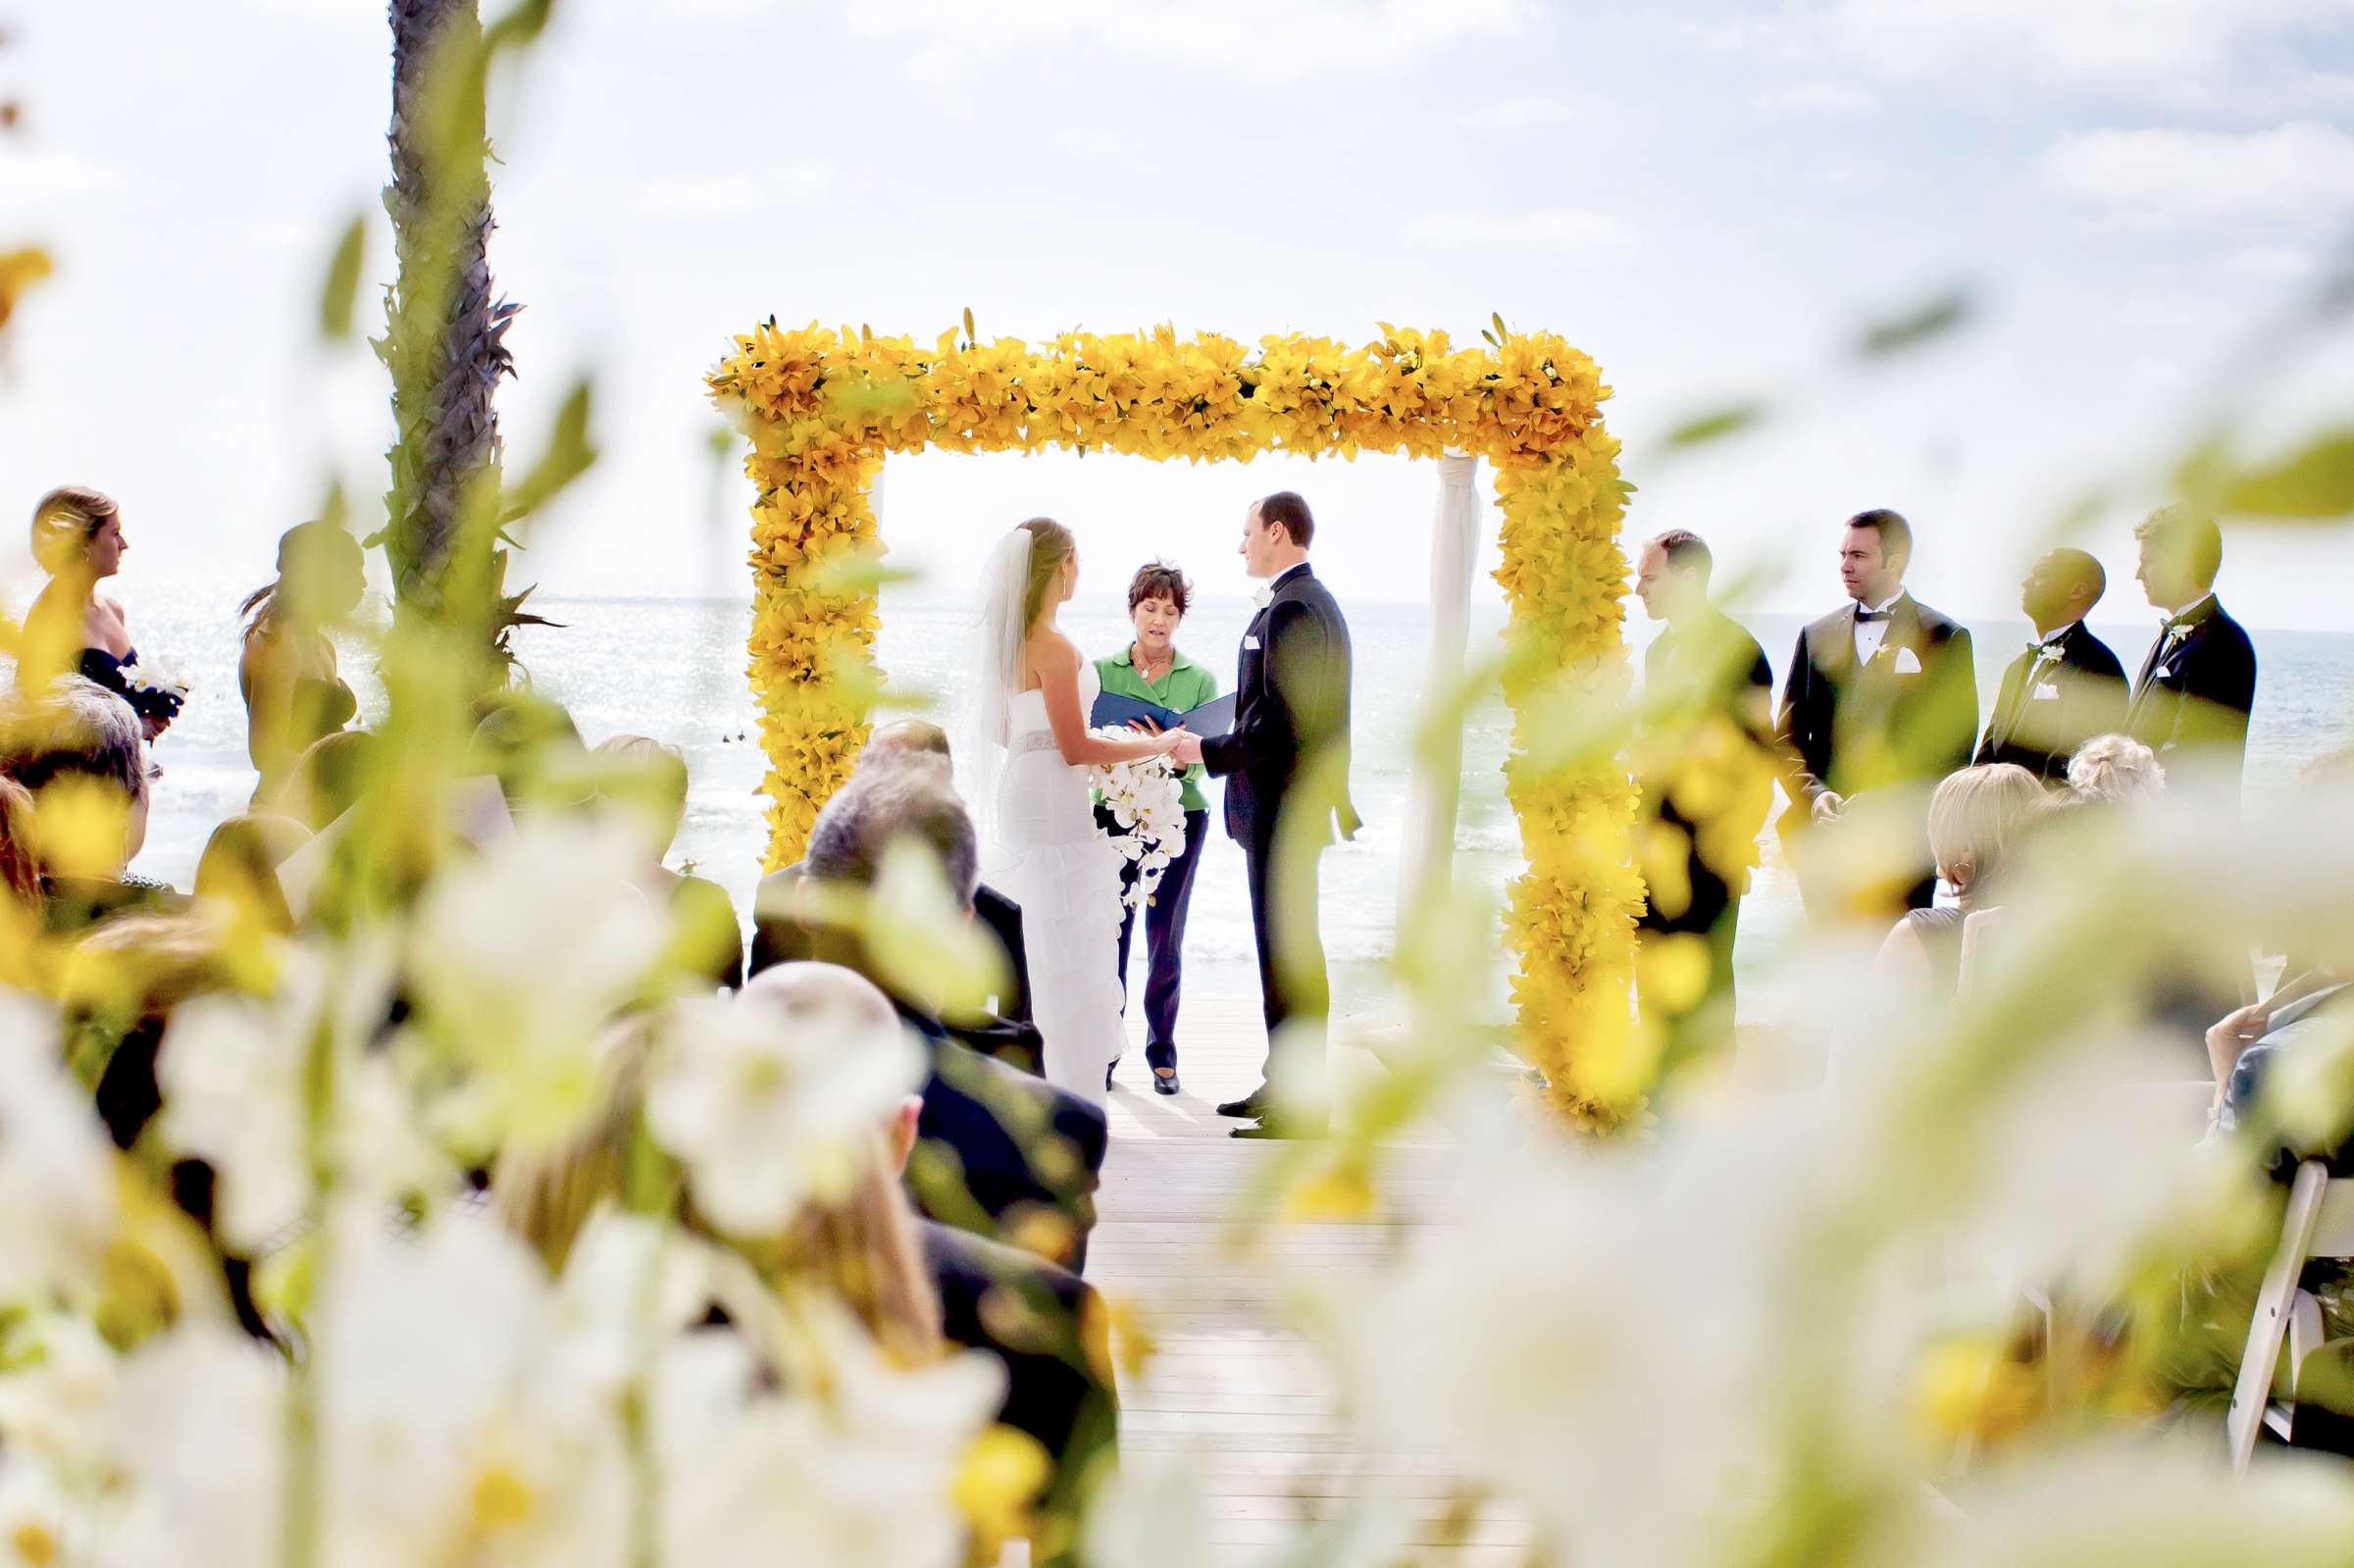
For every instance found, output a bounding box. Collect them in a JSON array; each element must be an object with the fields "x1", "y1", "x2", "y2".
[
  {"x1": 500, "y1": 377, "x2": 598, "y2": 524},
  {"x1": 2221, "y1": 427, "x2": 2354, "y2": 520},
  {"x1": 318, "y1": 214, "x2": 367, "y2": 340},
  {"x1": 1663, "y1": 401, "x2": 1766, "y2": 449},
  {"x1": 1856, "y1": 287, "x2": 1975, "y2": 359}
]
